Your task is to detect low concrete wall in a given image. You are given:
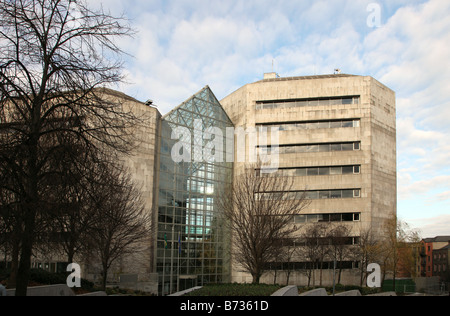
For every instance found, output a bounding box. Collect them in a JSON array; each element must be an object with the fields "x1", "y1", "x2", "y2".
[
  {"x1": 299, "y1": 288, "x2": 328, "y2": 297},
  {"x1": 77, "y1": 291, "x2": 107, "y2": 296},
  {"x1": 168, "y1": 286, "x2": 203, "y2": 297},
  {"x1": 6, "y1": 284, "x2": 75, "y2": 296},
  {"x1": 271, "y1": 286, "x2": 299, "y2": 297},
  {"x1": 335, "y1": 290, "x2": 362, "y2": 296},
  {"x1": 366, "y1": 292, "x2": 397, "y2": 296}
]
